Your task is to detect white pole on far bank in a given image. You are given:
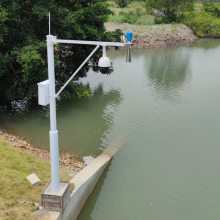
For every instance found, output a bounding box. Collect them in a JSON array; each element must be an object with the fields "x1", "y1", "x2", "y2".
[
  {"x1": 48, "y1": 12, "x2": 51, "y2": 35},
  {"x1": 47, "y1": 34, "x2": 60, "y2": 193}
]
